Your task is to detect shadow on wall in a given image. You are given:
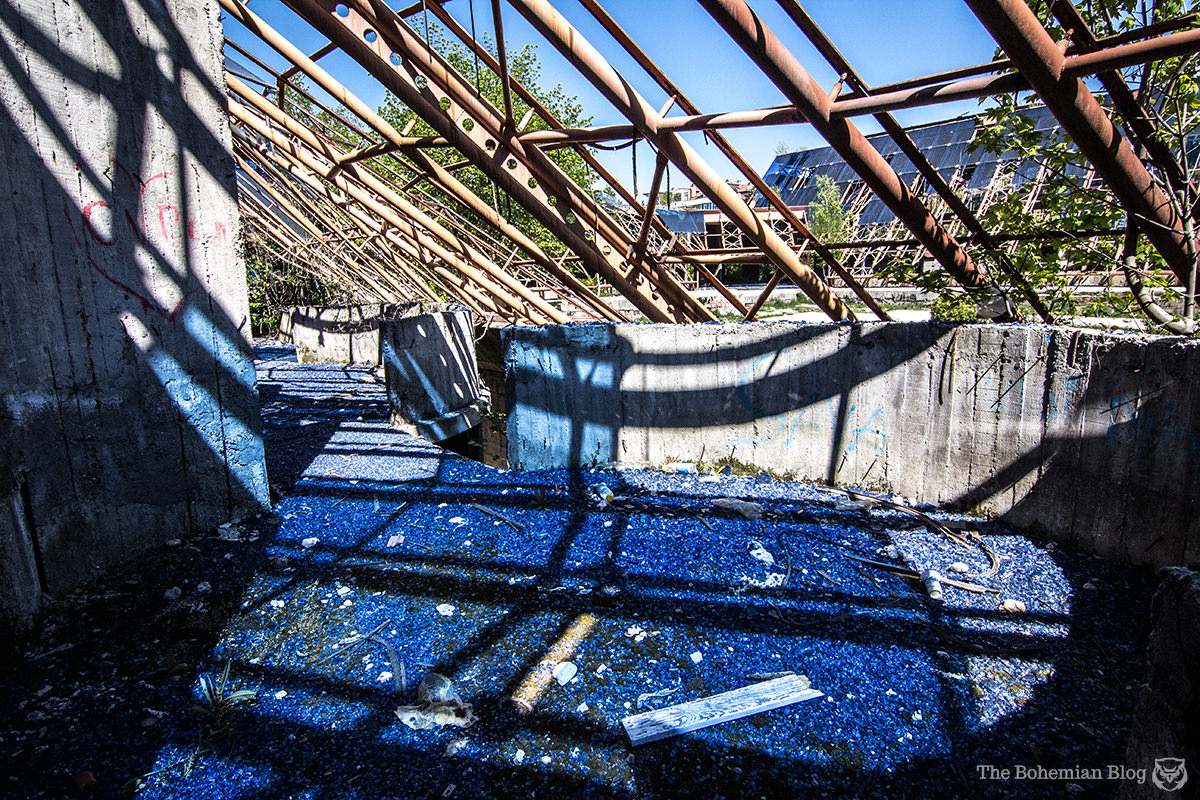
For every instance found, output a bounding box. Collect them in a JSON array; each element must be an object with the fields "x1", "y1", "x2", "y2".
[
  {"x1": 0, "y1": 0, "x2": 267, "y2": 642},
  {"x1": 504, "y1": 322, "x2": 1200, "y2": 567}
]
